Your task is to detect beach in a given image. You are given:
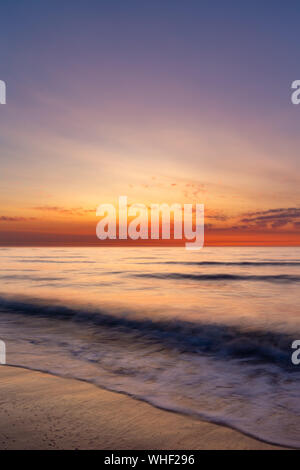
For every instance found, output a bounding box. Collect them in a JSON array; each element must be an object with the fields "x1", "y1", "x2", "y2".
[{"x1": 0, "y1": 365, "x2": 284, "y2": 450}]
